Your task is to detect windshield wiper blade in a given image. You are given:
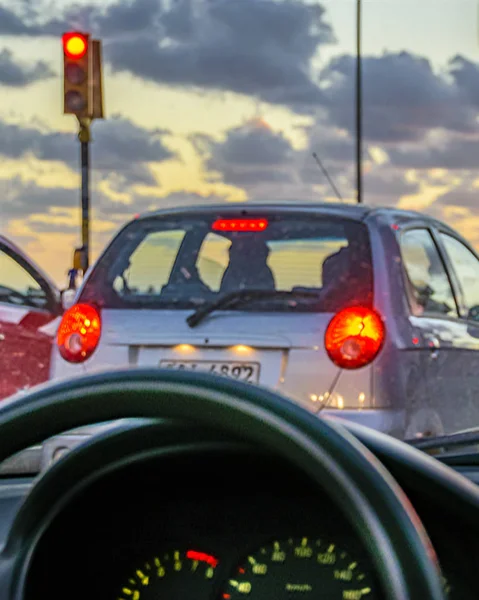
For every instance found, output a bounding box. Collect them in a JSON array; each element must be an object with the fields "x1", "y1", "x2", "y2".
[
  {"x1": 186, "y1": 289, "x2": 319, "y2": 328},
  {"x1": 406, "y1": 428, "x2": 479, "y2": 452}
]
